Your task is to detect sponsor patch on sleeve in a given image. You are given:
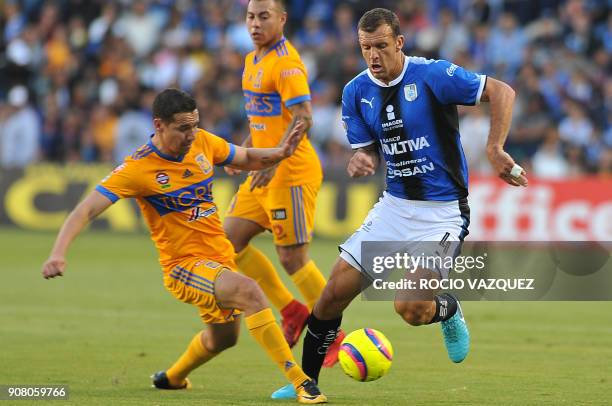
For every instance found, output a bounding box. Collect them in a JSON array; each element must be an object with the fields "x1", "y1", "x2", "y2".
[{"x1": 271, "y1": 208, "x2": 287, "y2": 220}]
